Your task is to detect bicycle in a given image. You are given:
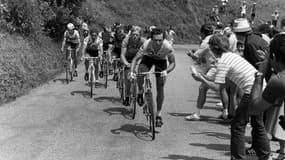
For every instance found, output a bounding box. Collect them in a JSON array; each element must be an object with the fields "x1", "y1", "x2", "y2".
[
  {"x1": 117, "y1": 64, "x2": 126, "y2": 103},
  {"x1": 65, "y1": 47, "x2": 75, "y2": 84},
  {"x1": 100, "y1": 51, "x2": 109, "y2": 88},
  {"x1": 112, "y1": 57, "x2": 121, "y2": 81},
  {"x1": 134, "y1": 71, "x2": 163, "y2": 140},
  {"x1": 129, "y1": 77, "x2": 137, "y2": 119},
  {"x1": 82, "y1": 56, "x2": 100, "y2": 98}
]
